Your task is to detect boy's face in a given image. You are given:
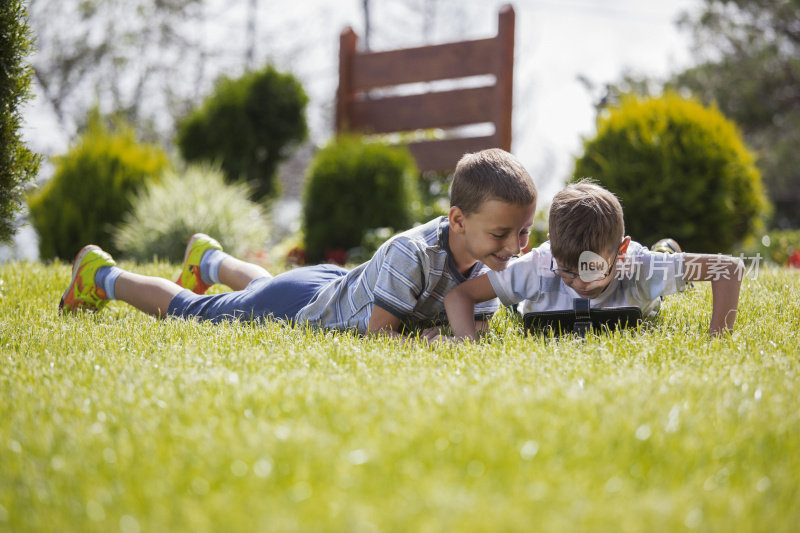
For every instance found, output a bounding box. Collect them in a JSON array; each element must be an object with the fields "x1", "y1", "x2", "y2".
[
  {"x1": 551, "y1": 237, "x2": 630, "y2": 299},
  {"x1": 450, "y1": 199, "x2": 536, "y2": 271}
]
